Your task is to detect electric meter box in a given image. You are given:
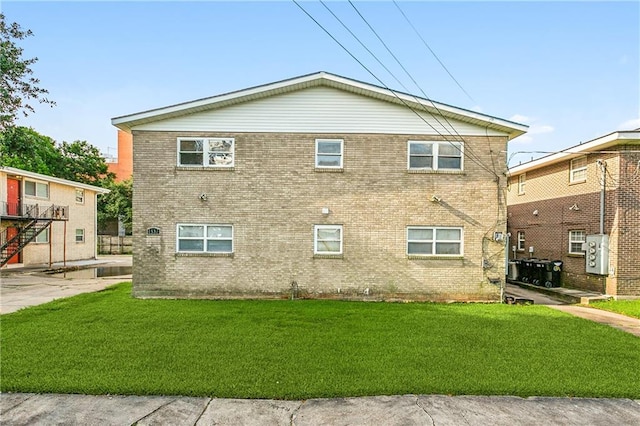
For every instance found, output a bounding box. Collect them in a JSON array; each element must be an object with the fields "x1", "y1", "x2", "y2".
[{"x1": 584, "y1": 234, "x2": 609, "y2": 275}]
